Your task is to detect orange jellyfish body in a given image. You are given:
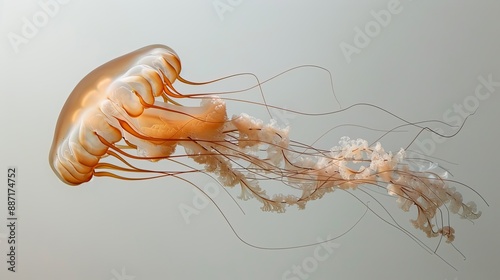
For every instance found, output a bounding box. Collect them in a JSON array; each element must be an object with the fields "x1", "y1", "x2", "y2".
[
  {"x1": 49, "y1": 45, "x2": 226, "y2": 185},
  {"x1": 49, "y1": 44, "x2": 482, "y2": 243}
]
